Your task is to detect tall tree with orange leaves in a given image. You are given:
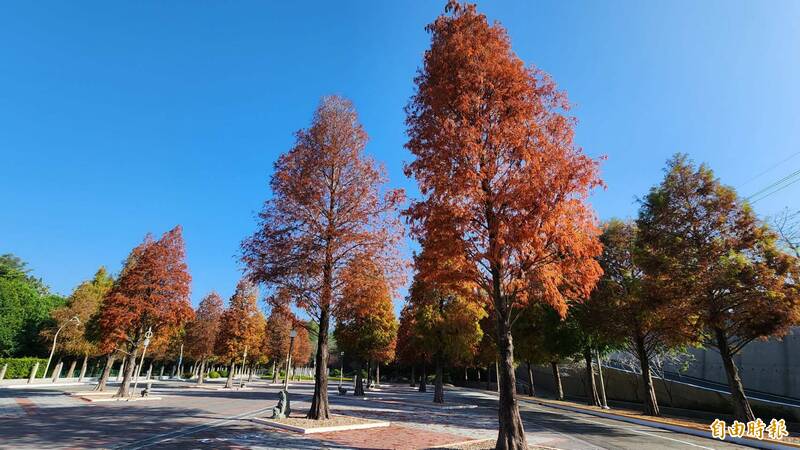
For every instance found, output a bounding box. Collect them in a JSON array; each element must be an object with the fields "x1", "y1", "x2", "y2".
[
  {"x1": 98, "y1": 226, "x2": 193, "y2": 398},
  {"x1": 215, "y1": 279, "x2": 264, "y2": 389},
  {"x1": 185, "y1": 291, "x2": 224, "y2": 385},
  {"x1": 242, "y1": 95, "x2": 404, "y2": 419},
  {"x1": 404, "y1": 3, "x2": 603, "y2": 447}
]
